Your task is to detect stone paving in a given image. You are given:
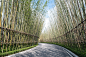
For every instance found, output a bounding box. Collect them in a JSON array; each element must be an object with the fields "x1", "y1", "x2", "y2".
[{"x1": 6, "y1": 43, "x2": 72, "y2": 57}]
